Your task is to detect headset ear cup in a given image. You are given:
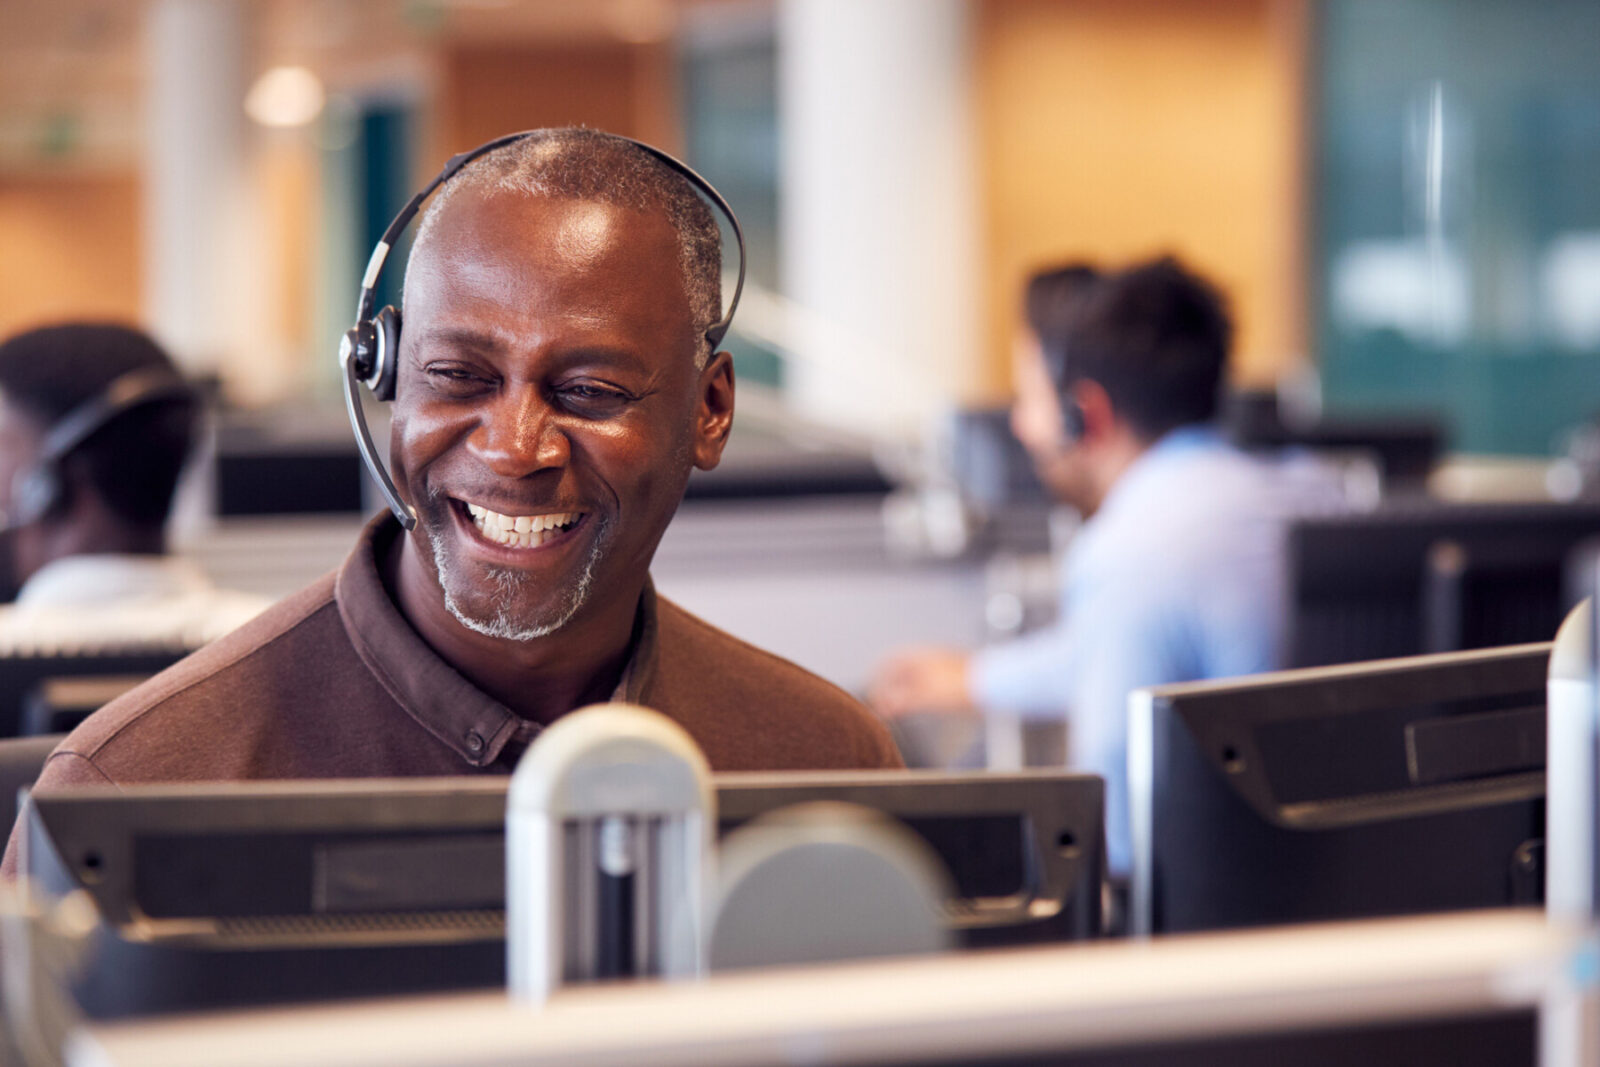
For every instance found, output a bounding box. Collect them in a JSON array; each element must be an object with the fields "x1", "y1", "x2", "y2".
[
  {"x1": 1060, "y1": 398, "x2": 1086, "y2": 445},
  {"x1": 372, "y1": 306, "x2": 401, "y2": 402},
  {"x1": 10, "y1": 466, "x2": 59, "y2": 529}
]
